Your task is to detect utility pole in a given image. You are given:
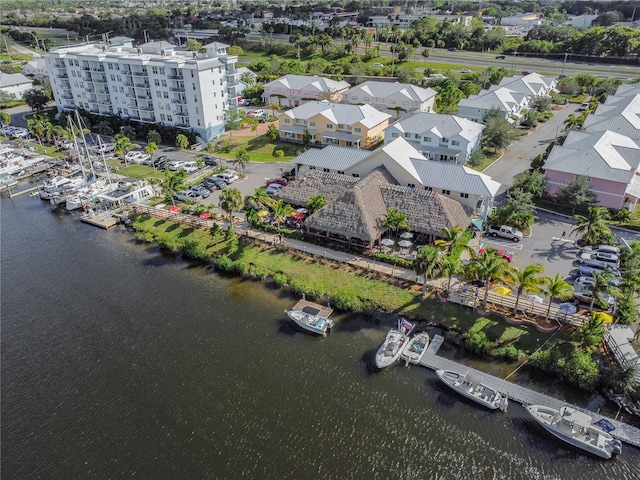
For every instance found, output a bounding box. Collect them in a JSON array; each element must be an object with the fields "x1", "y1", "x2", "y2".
[
  {"x1": 511, "y1": 49, "x2": 517, "y2": 75},
  {"x1": 561, "y1": 52, "x2": 568, "y2": 77}
]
